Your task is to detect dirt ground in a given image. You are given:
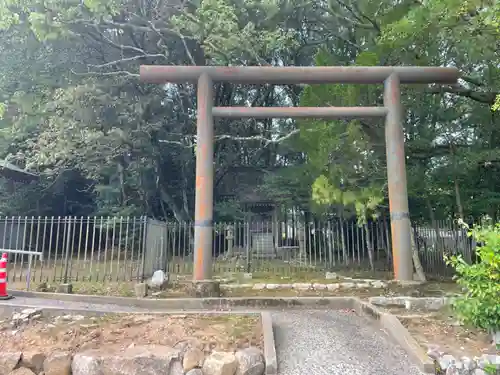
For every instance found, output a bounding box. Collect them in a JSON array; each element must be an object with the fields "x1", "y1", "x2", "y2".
[
  {"x1": 397, "y1": 310, "x2": 498, "y2": 358},
  {"x1": 0, "y1": 314, "x2": 263, "y2": 355}
]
